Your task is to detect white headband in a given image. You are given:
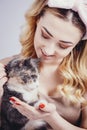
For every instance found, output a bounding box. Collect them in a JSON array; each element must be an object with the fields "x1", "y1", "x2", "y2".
[{"x1": 47, "y1": 0, "x2": 87, "y2": 40}]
